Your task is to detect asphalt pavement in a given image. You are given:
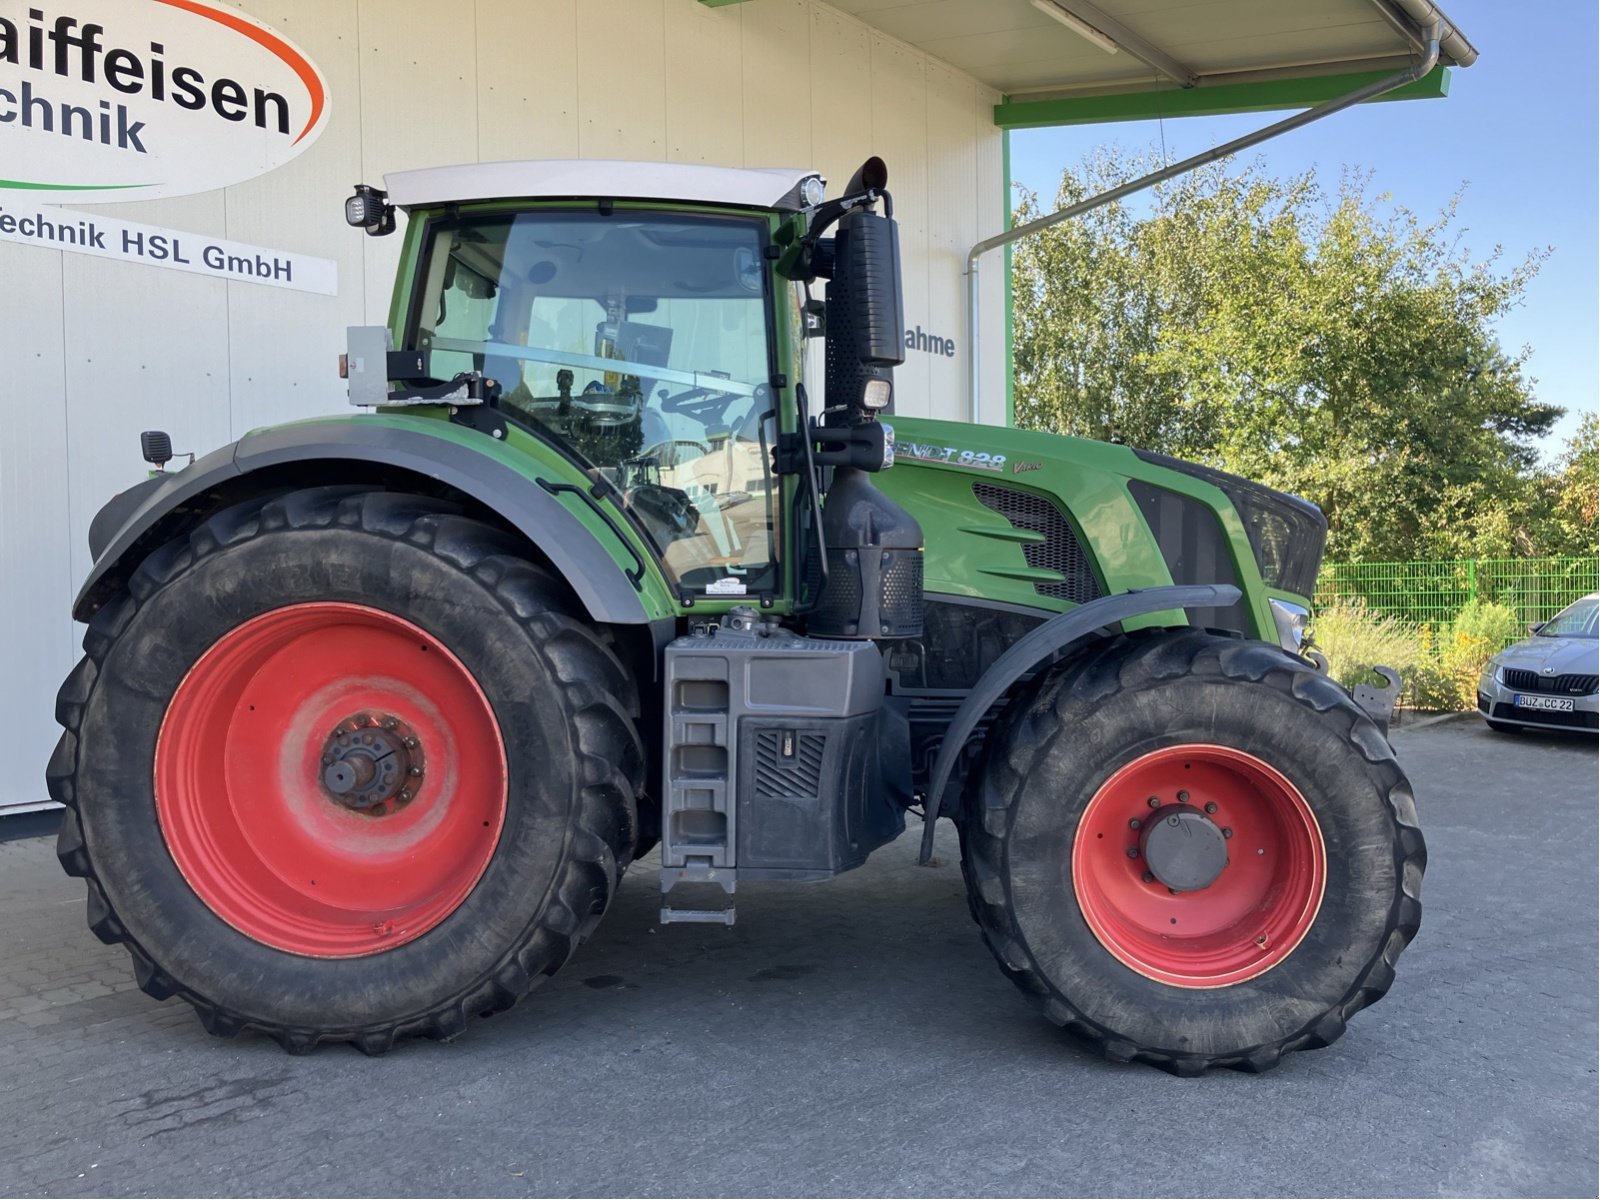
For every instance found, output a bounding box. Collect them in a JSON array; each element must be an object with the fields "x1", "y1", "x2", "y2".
[{"x1": 0, "y1": 716, "x2": 1594, "y2": 1198}]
